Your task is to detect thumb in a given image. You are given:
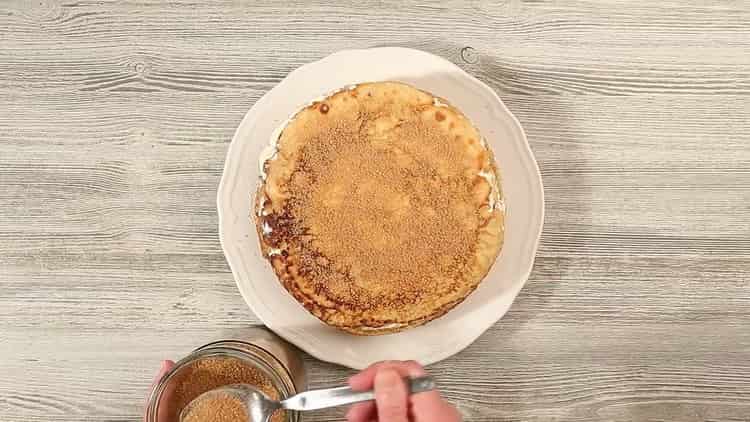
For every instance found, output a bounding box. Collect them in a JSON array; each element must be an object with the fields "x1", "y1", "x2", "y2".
[{"x1": 374, "y1": 369, "x2": 409, "y2": 422}]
